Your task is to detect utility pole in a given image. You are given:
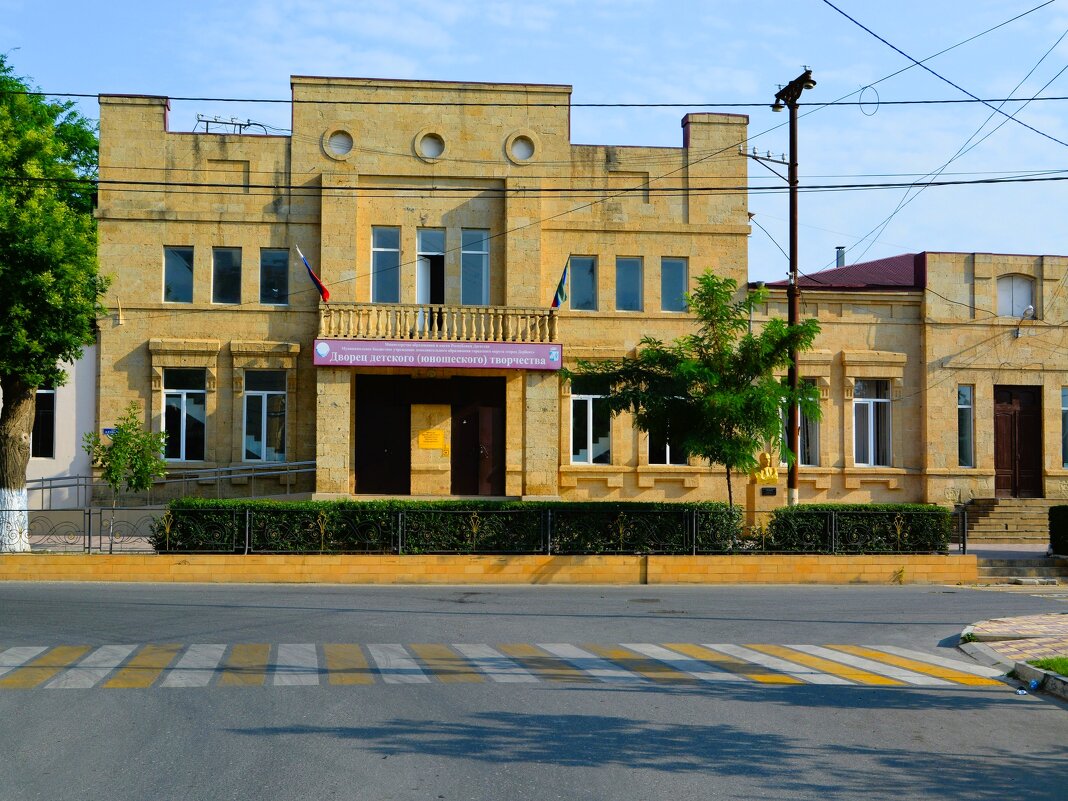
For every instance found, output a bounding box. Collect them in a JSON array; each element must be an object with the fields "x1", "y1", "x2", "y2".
[{"x1": 772, "y1": 69, "x2": 816, "y2": 507}]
